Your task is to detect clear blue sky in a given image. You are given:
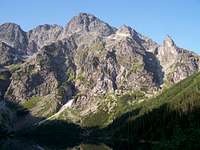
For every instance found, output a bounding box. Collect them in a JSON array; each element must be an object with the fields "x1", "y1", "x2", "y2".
[{"x1": 0, "y1": 0, "x2": 200, "y2": 52}]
